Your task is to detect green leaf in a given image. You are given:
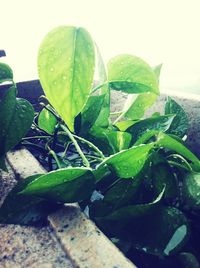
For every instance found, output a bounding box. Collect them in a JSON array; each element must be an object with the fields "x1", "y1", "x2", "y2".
[
  {"x1": 100, "y1": 187, "x2": 165, "y2": 221},
  {"x1": 115, "y1": 120, "x2": 137, "y2": 131},
  {"x1": 127, "y1": 114, "x2": 175, "y2": 144},
  {"x1": 81, "y1": 94, "x2": 105, "y2": 133},
  {"x1": 152, "y1": 162, "x2": 178, "y2": 199},
  {"x1": 0, "y1": 174, "x2": 59, "y2": 225},
  {"x1": 129, "y1": 207, "x2": 189, "y2": 256},
  {"x1": 123, "y1": 93, "x2": 157, "y2": 120},
  {"x1": 98, "y1": 143, "x2": 154, "y2": 178},
  {"x1": 0, "y1": 86, "x2": 34, "y2": 158},
  {"x1": 20, "y1": 167, "x2": 95, "y2": 203},
  {"x1": 108, "y1": 55, "x2": 159, "y2": 95},
  {"x1": 157, "y1": 132, "x2": 200, "y2": 172},
  {"x1": 38, "y1": 105, "x2": 57, "y2": 134},
  {"x1": 103, "y1": 175, "x2": 142, "y2": 209},
  {"x1": 165, "y1": 97, "x2": 189, "y2": 137},
  {"x1": 38, "y1": 26, "x2": 95, "y2": 132},
  {"x1": 120, "y1": 64, "x2": 162, "y2": 121},
  {"x1": 105, "y1": 131, "x2": 132, "y2": 153},
  {"x1": 179, "y1": 252, "x2": 200, "y2": 268},
  {"x1": 182, "y1": 172, "x2": 200, "y2": 208},
  {"x1": 0, "y1": 63, "x2": 13, "y2": 84},
  {"x1": 152, "y1": 63, "x2": 162, "y2": 82},
  {"x1": 97, "y1": 205, "x2": 188, "y2": 257},
  {"x1": 94, "y1": 44, "x2": 110, "y2": 127}
]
